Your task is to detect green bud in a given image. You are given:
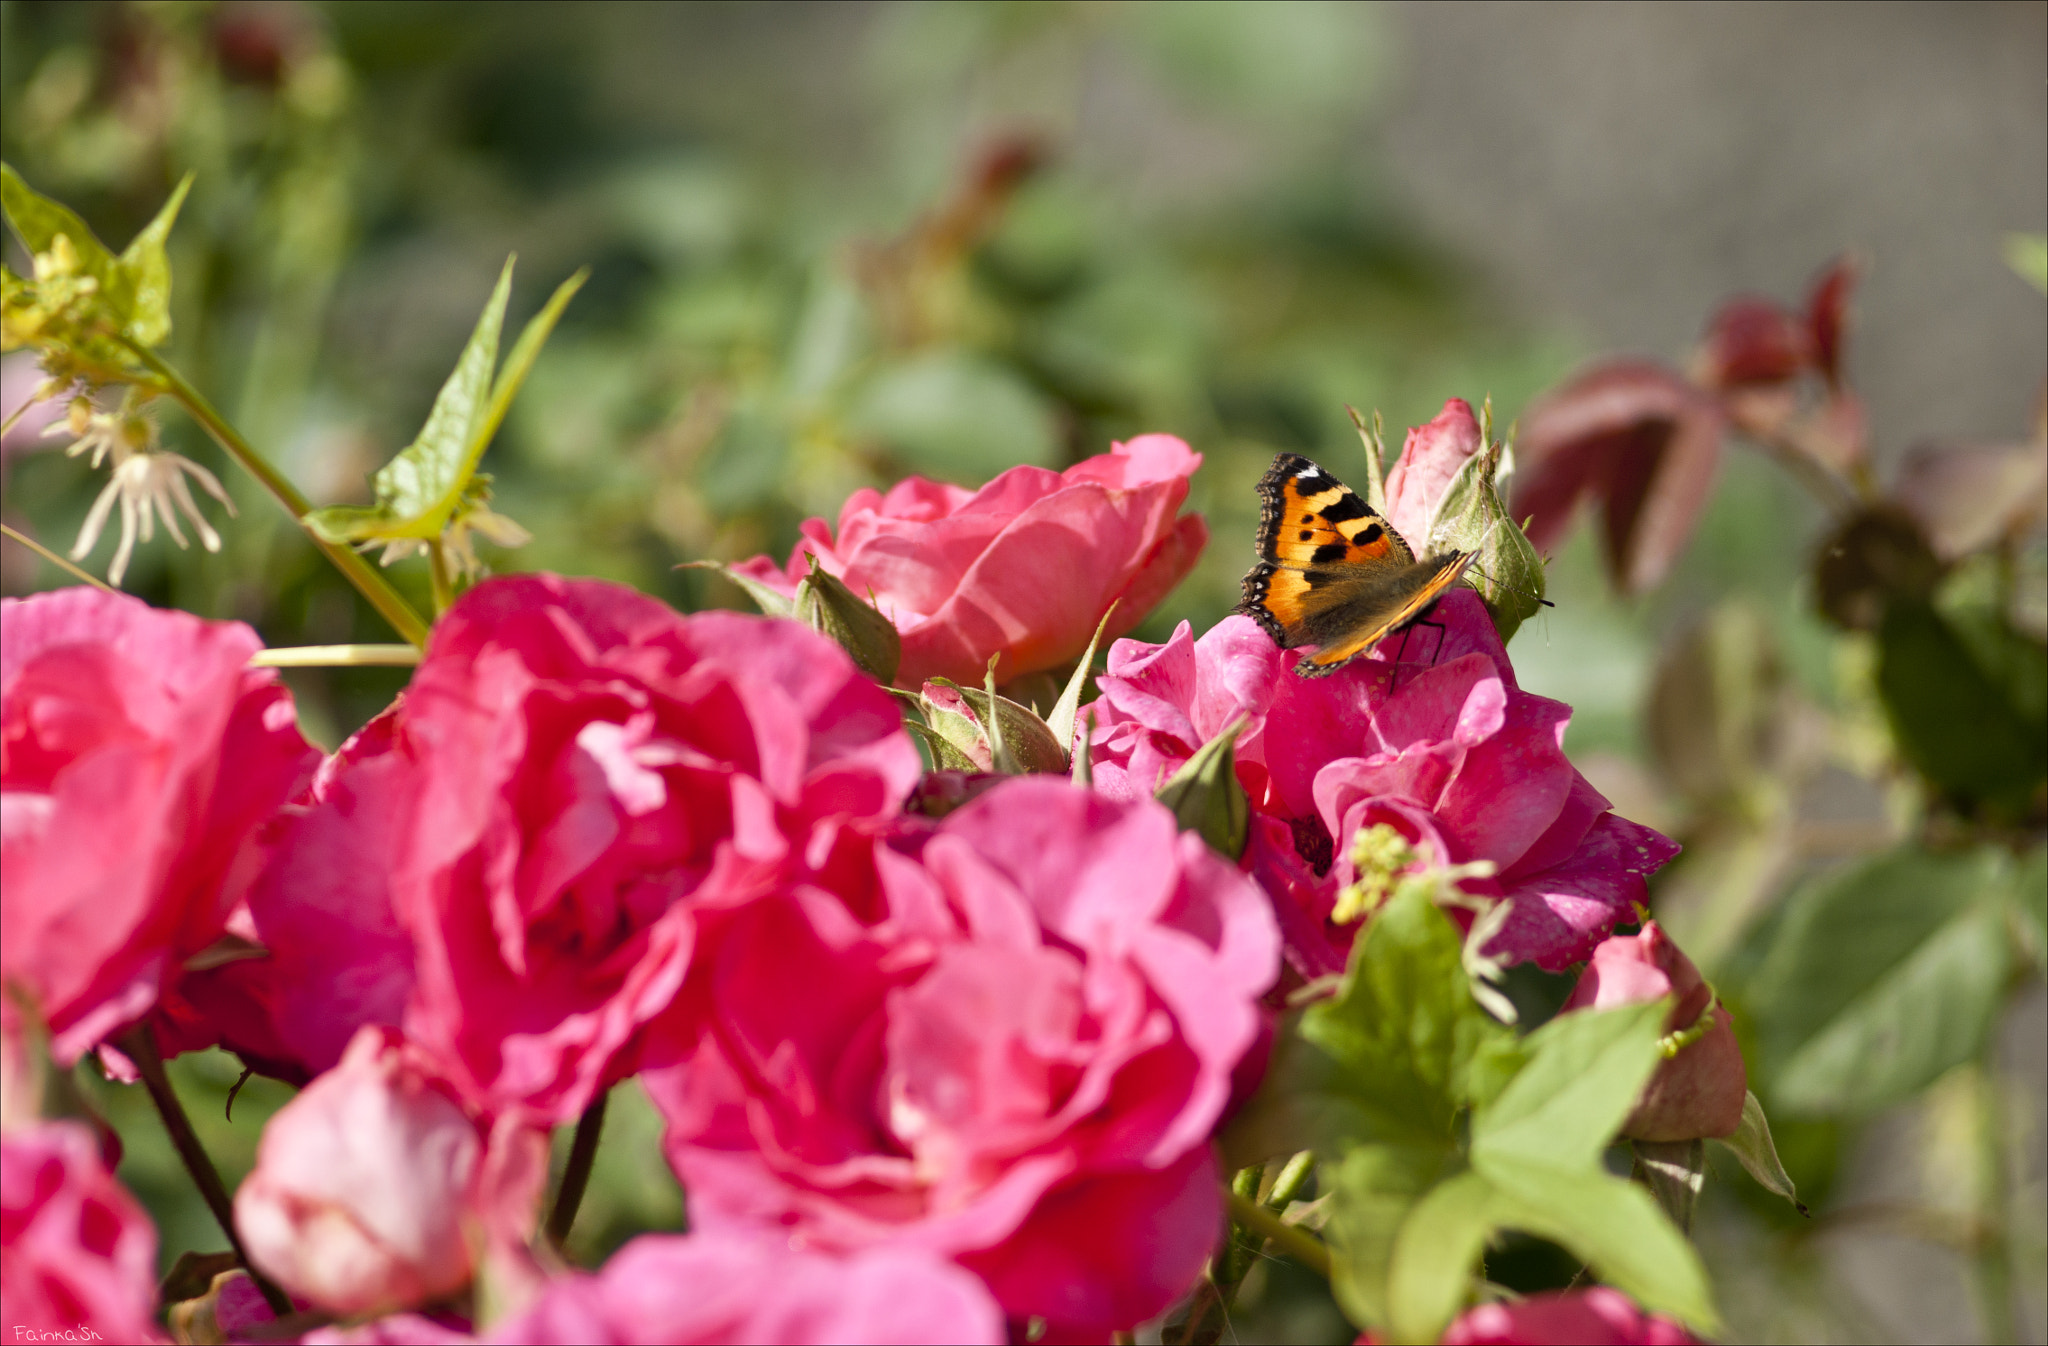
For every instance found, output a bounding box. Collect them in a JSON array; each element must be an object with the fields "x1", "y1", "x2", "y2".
[
  {"x1": 794, "y1": 553, "x2": 902, "y2": 684},
  {"x1": 1154, "y1": 717, "x2": 1250, "y2": 860},
  {"x1": 919, "y1": 679, "x2": 1067, "y2": 775},
  {"x1": 1423, "y1": 399, "x2": 1546, "y2": 642}
]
